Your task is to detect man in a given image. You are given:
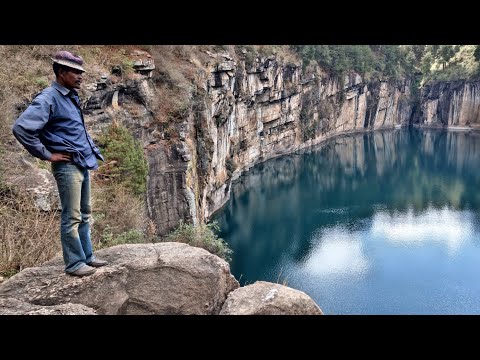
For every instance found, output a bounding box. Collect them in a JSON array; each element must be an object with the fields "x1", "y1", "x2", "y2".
[{"x1": 12, "y1": 50, "x2": 108, "y2": 277}]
